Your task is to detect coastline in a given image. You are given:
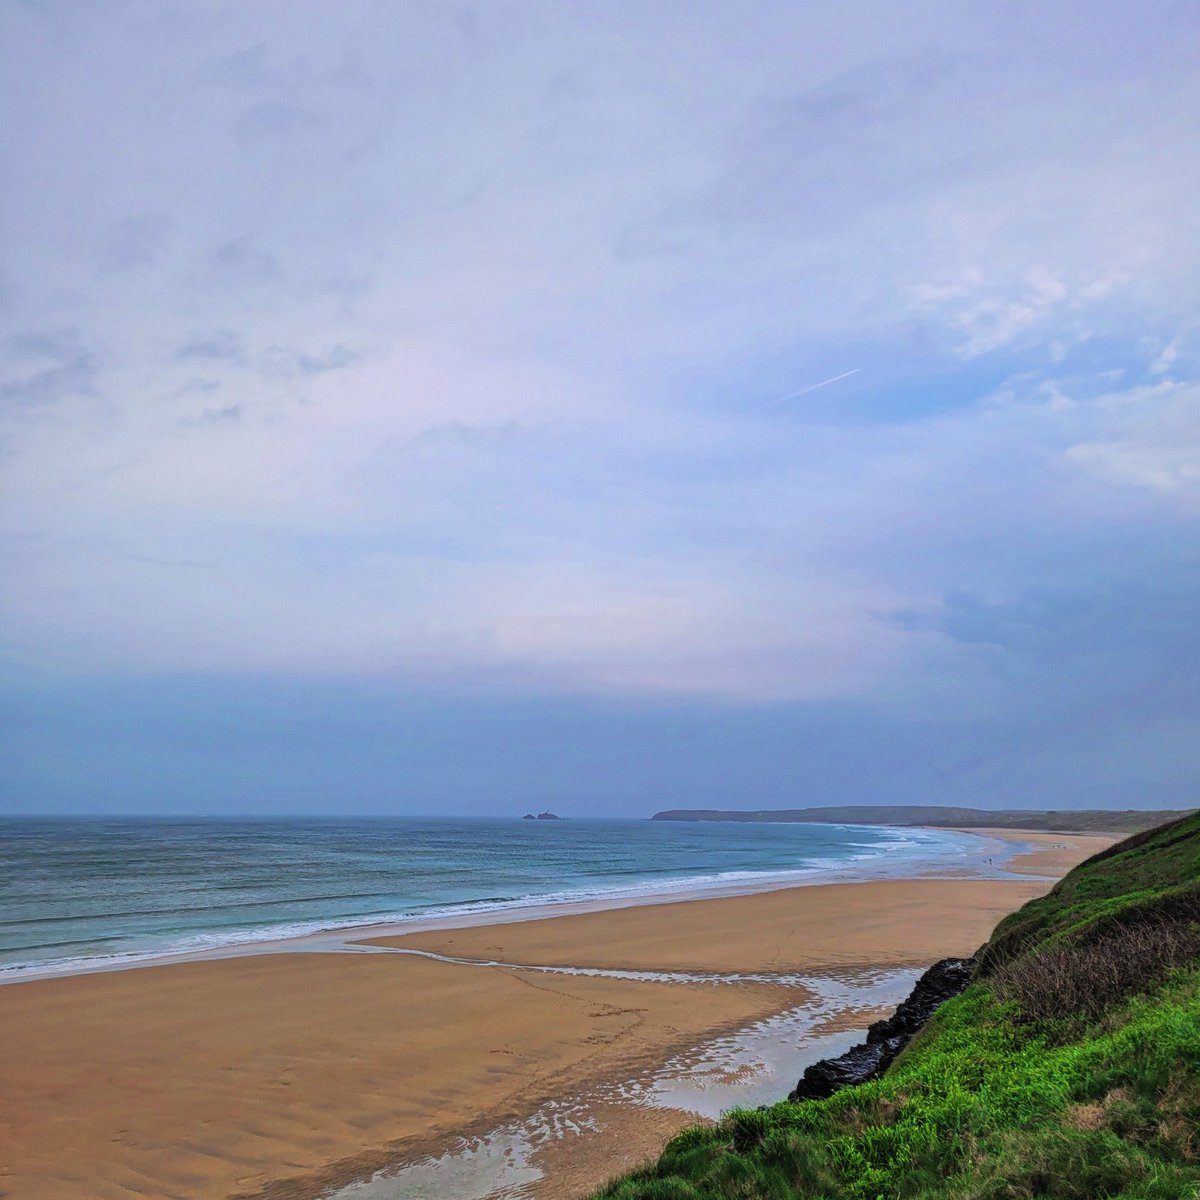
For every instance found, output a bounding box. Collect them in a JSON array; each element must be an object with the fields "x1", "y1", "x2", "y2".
[
  {"x1": 0, "y1": 830, "x2": 1112, "y2": 1200},
  {"x1": 953, "y1": 828, "x2": 1108, "y2": 877},
  {"x1": 1, "y1": 823, "x2": 1019, "y2": 986}
]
